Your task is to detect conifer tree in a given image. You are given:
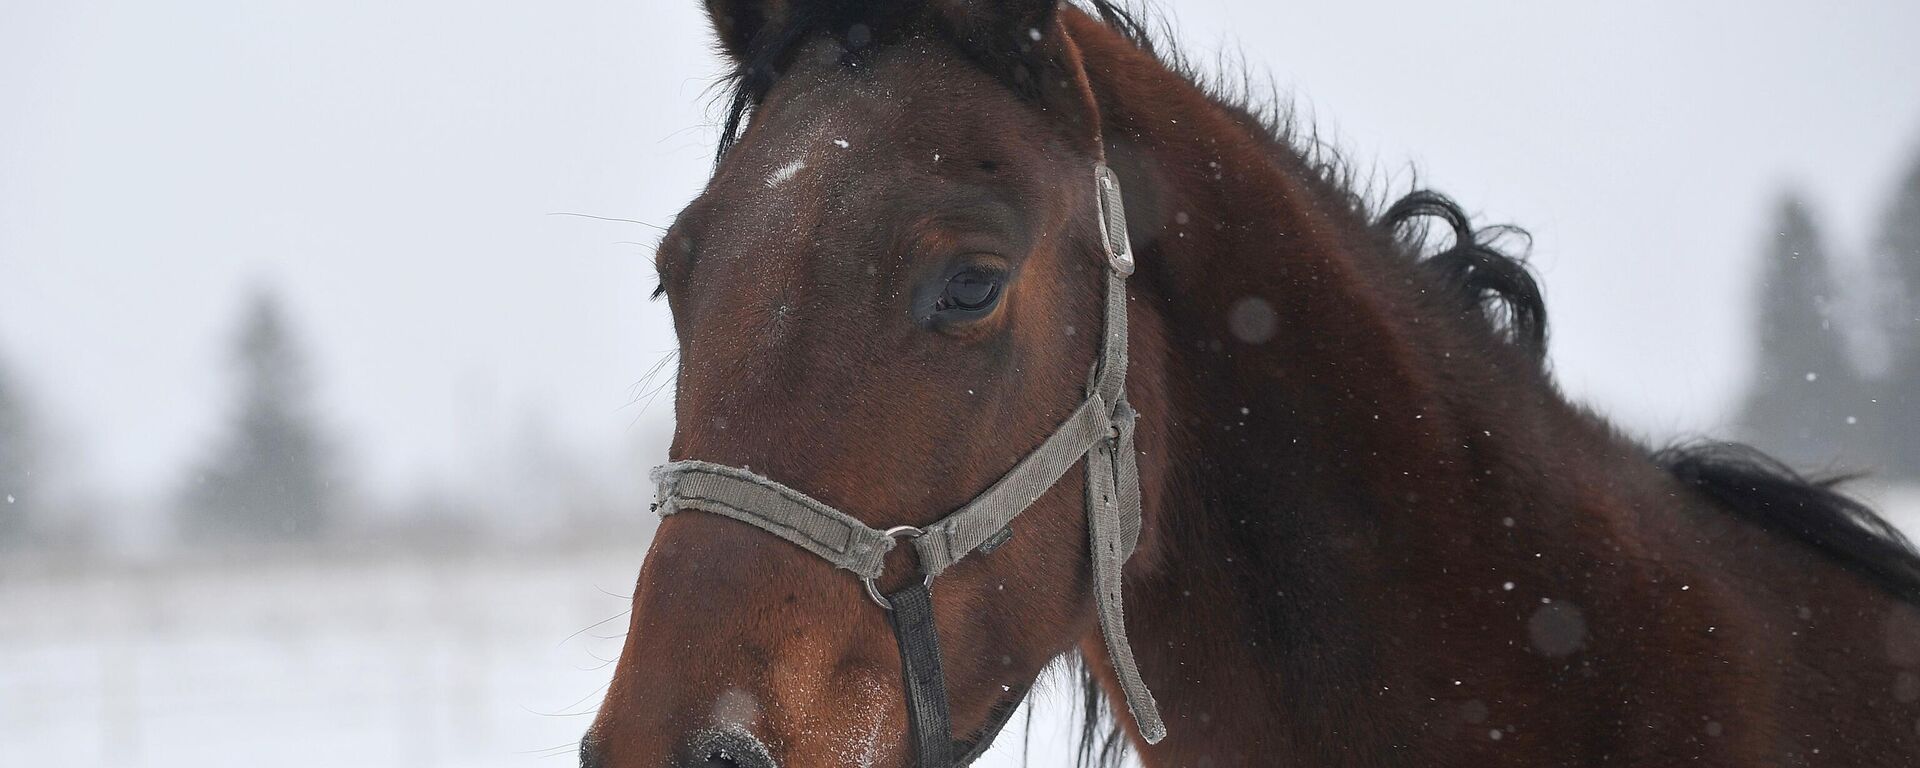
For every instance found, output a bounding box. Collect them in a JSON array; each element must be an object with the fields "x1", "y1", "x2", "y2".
[
  {"x1": 1875, "y1": 149, "x2": 1920, "y2": 477},
  {"x1": 178, "y1": 289, "x2": 335, "y2": 541},
  {"x1": 1739, "y1": 194, "x2": 1864, "y2": 468}
]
